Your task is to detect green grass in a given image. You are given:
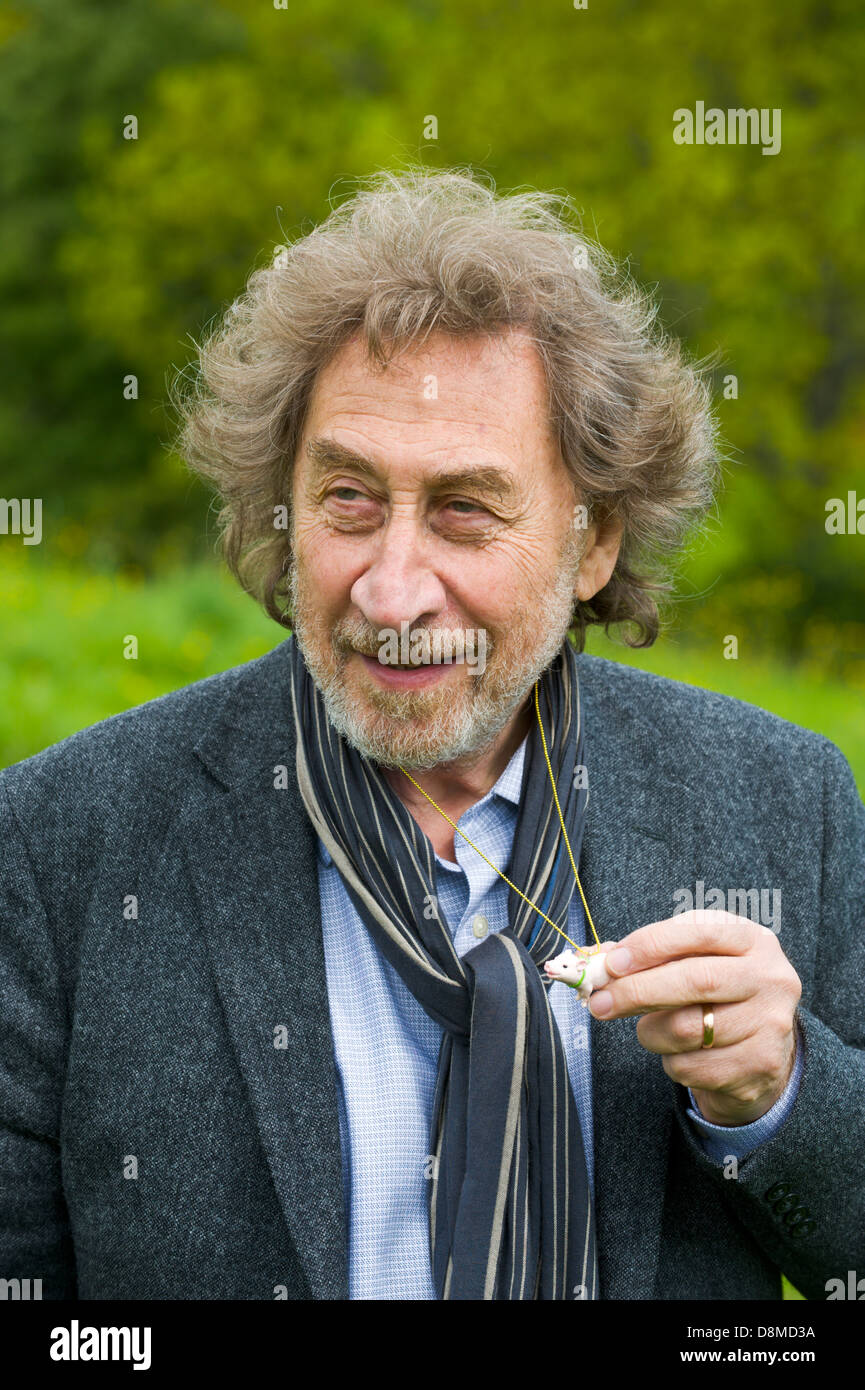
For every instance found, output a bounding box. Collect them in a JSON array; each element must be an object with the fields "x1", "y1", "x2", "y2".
[{"x1": 1, "y1": 554, "x2": 283, "y2": 768}]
